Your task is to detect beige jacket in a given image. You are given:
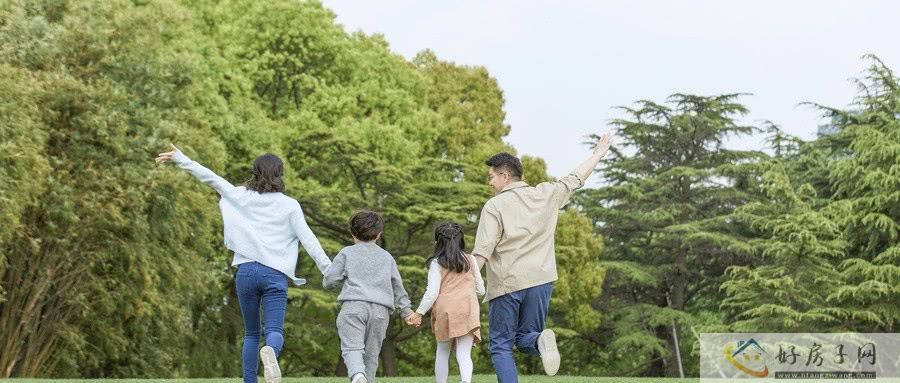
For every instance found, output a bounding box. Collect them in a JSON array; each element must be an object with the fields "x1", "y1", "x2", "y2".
[{"x1": 472, "y1": 173, "x2": 584, "y2": 301}]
